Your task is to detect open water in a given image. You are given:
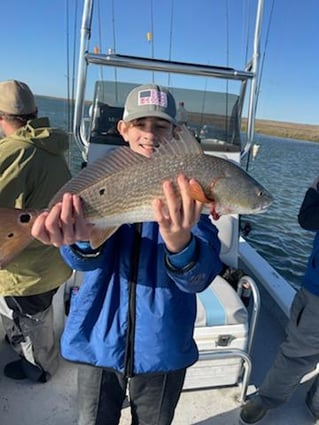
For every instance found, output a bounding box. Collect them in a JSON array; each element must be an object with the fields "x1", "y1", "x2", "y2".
[
  {"x1": 36, "y1": 95, "x2": 318, "y2": 289},
  {"x1": 241, "y1": 135, "x2": 318, "y2": 289}
]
